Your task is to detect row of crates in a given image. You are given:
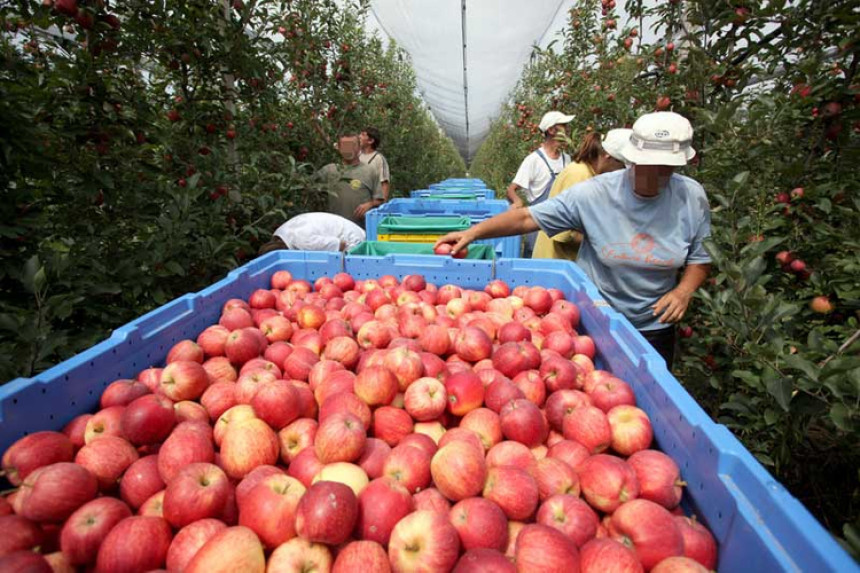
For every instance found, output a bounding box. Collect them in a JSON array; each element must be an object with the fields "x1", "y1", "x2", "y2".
[{"x1": 366, "y1": 181, "x2": 521, "y2": 258}]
